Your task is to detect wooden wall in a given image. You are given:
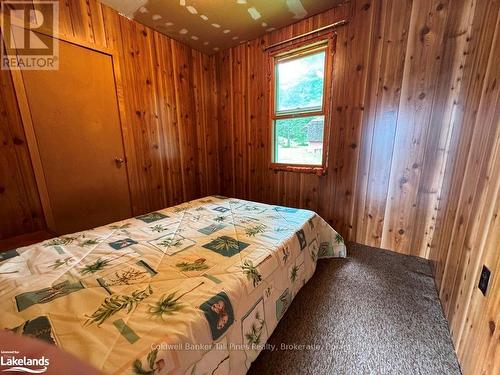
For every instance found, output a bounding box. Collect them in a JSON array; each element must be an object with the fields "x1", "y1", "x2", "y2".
[
  {"x1": 0, "y1": 0, "x2": 219, "y2": 239},
  {"x1": 0, "y1": 66, "x2": 45, "y2": 238},
  {"x1": 216, "y1": 0, "x2": 499, "y2": 373},
  {"x1": 428, "y1": 0, "x2": 500, "y2": 373},
  {"x1": 215, "y1": 0, "x2": 495, "y2": 258},
  {"x1": 216, "y1": 0, "x2": 440, "y2": 257}
]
